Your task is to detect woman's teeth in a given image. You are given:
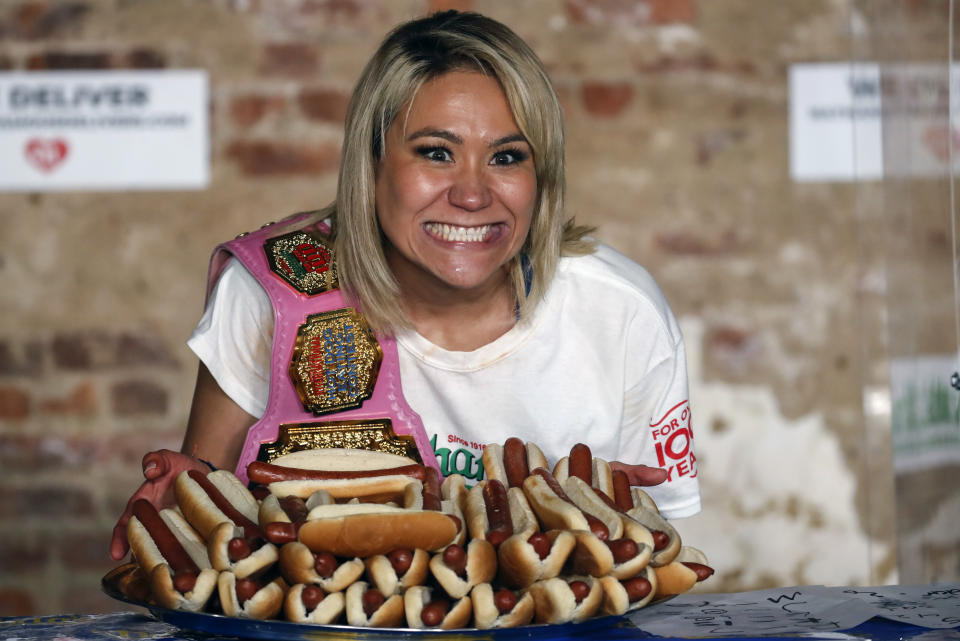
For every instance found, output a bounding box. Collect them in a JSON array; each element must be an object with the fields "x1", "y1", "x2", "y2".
[{"x1": 425, "y1": 223, "x2": 491, "y2": 242}]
